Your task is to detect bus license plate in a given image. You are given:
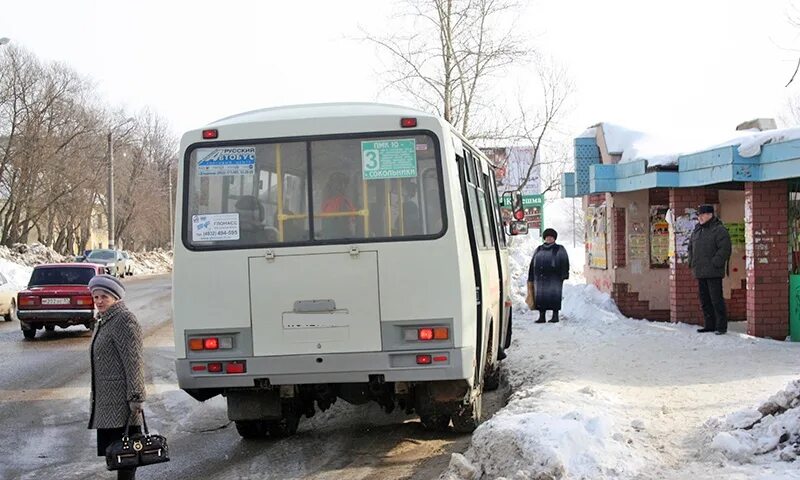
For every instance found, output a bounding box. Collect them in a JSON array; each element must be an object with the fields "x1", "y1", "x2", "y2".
[{"x1": 42, "y1": 298, "x2": 70, "y2": 305}]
